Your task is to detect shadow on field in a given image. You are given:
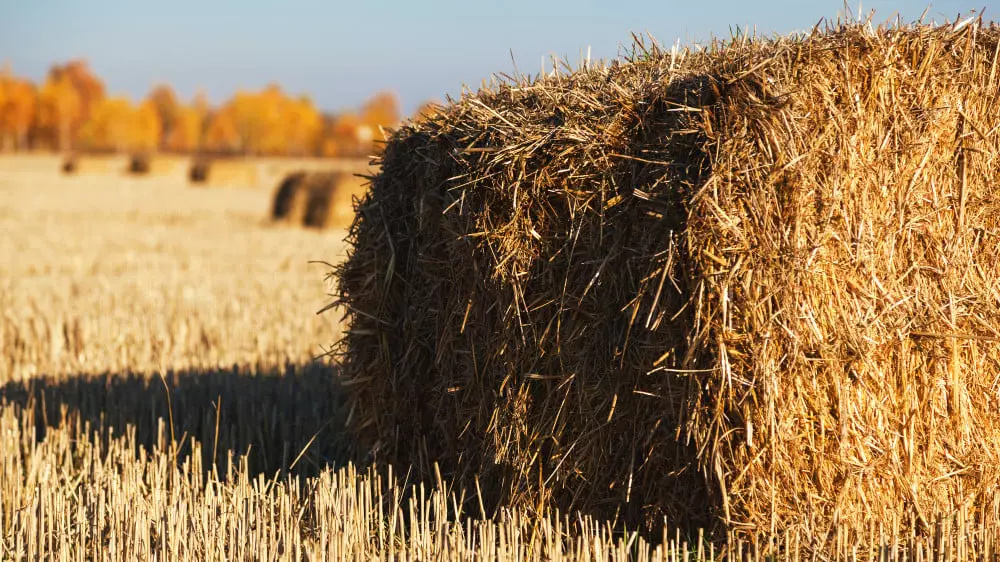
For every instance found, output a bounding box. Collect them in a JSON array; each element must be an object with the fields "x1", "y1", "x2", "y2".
[{"x1": 0, "y1": 362, "x2": 353, "y2": 479}]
